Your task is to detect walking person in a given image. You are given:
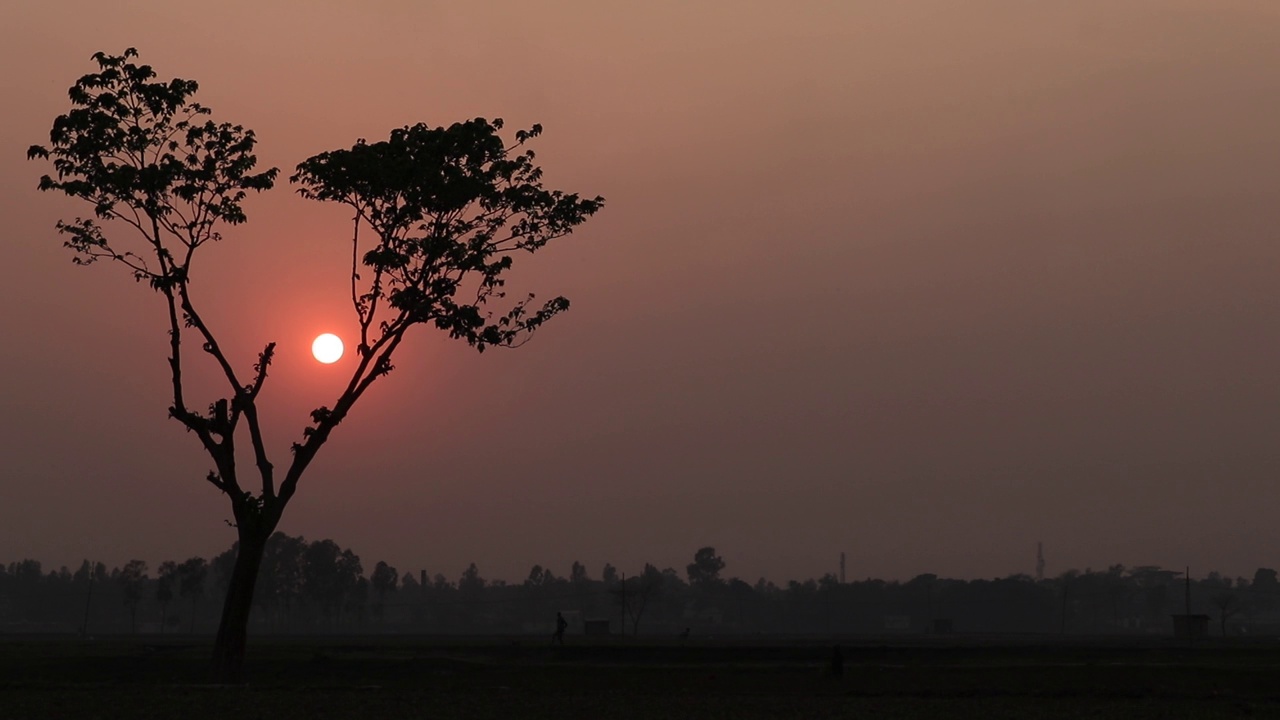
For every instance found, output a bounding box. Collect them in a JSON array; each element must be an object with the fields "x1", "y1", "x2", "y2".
[{"x1": 553, "y1": 611, "x2": 568, "y2": 645}]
